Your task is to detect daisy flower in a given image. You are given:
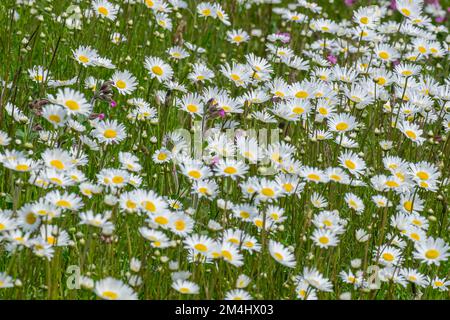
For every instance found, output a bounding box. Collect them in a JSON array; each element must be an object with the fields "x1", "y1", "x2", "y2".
[
  {"x1": 413, "y1": 237, "x2": 450, "y2": 266},
  {"x1": 54, "y1": 88, "x2": 92, "y2": 117},
  {"x1": 42, "y1": 105, "x2": 68, "y2": 127},
  {"x1": 72, "y1": 45, "x2": 98, "y2": 67},
  {"x1": 214, "y1": 158, "x2": 248, "y2": 180},
  {"x1": 94, "y1": 277, "x2": 137, "y2": 300},
  {"x1": 269, "y1": 240, "x2": 296, "y2": 268},
  {"x1": 224, "y1": 289, "x2": 253, "y2": 300},
  {"x1": 398, "y1": 121, "x2": 425, "y2": 145},
  {"x1": 327, "y1": 113, "x2": 358, "y2": 133},
  {"x1": 172, "y1": 279, "x2": 200, "y2": 294},
  {"x1": 111, "y1": 70, "x2": 137, "y2": 95},
  {"x1": 311, "y1": 229, "x2": 339, "y2": 248},
  {"x1": 227, "y1": 29, "x2": 250, "y2": 45},
  {"x1": 144, "y1": 56, "x2": 173, "y2": 82},
  {"x1": 92, "y1": 119, "x2": 127, "y2": 145},
  {"x1": 92, "y1": 0, "x2": 119, "y2": 21}
]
